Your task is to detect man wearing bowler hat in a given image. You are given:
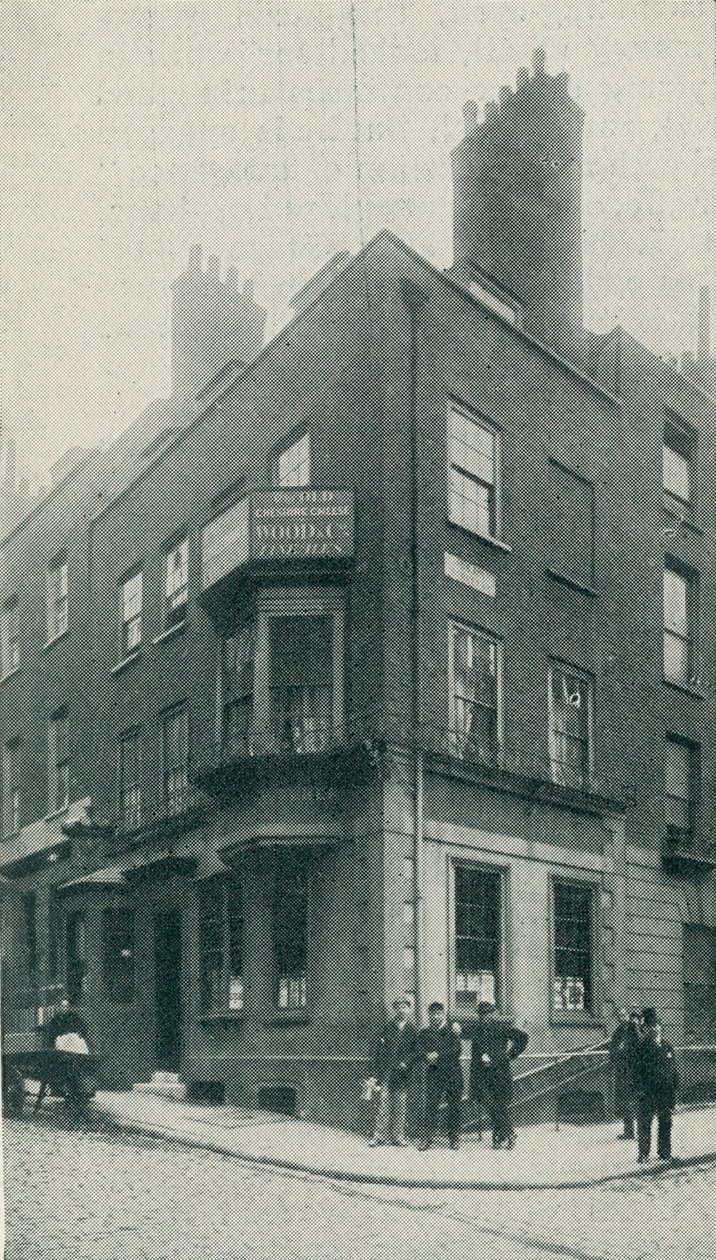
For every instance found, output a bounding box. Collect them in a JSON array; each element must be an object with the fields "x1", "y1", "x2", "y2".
[{"x1": 470, "y1": 1001, "x2": 529, "y2": 1149}]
